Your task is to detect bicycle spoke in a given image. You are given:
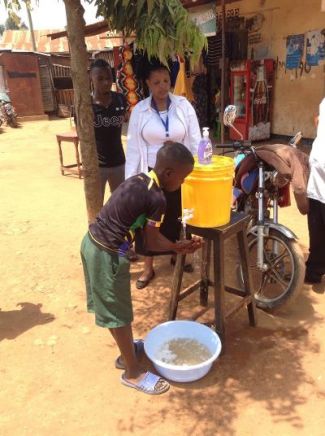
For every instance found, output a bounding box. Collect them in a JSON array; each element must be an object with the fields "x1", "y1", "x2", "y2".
[
  {"x1": 248, "y1": 234, "x2": 296, "y2": 304},
  {"x1": 270, "y1": 250, "x2": 289, "y2": 268},
  {"x1": 255, "y1": 273, "x2": 269, "y2": 296},
  {"x1": 267, "y1": 268, "x2": 288, "y2": 289}
]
